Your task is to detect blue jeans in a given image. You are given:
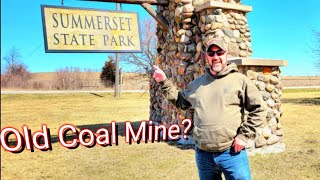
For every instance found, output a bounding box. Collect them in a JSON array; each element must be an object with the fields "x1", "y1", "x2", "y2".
[{"x1": 195, "y1": 146, "x2": 251, "y2": 180}]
